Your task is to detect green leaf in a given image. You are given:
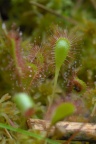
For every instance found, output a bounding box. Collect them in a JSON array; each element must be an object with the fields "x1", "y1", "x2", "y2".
[{"x1": 51, "y1": 102, "x2": 75, "y2": 125}]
